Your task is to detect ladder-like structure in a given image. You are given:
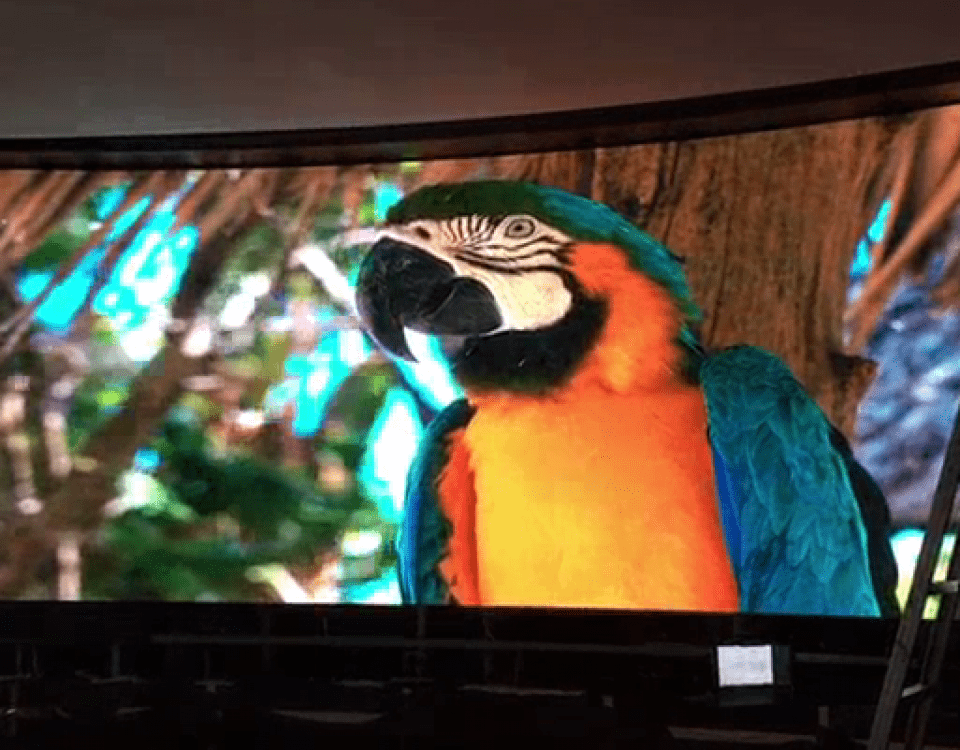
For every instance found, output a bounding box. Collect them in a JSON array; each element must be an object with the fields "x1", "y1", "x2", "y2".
[{"x1": 868, "y1": 401, "x2": 960, "y2": 750}]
